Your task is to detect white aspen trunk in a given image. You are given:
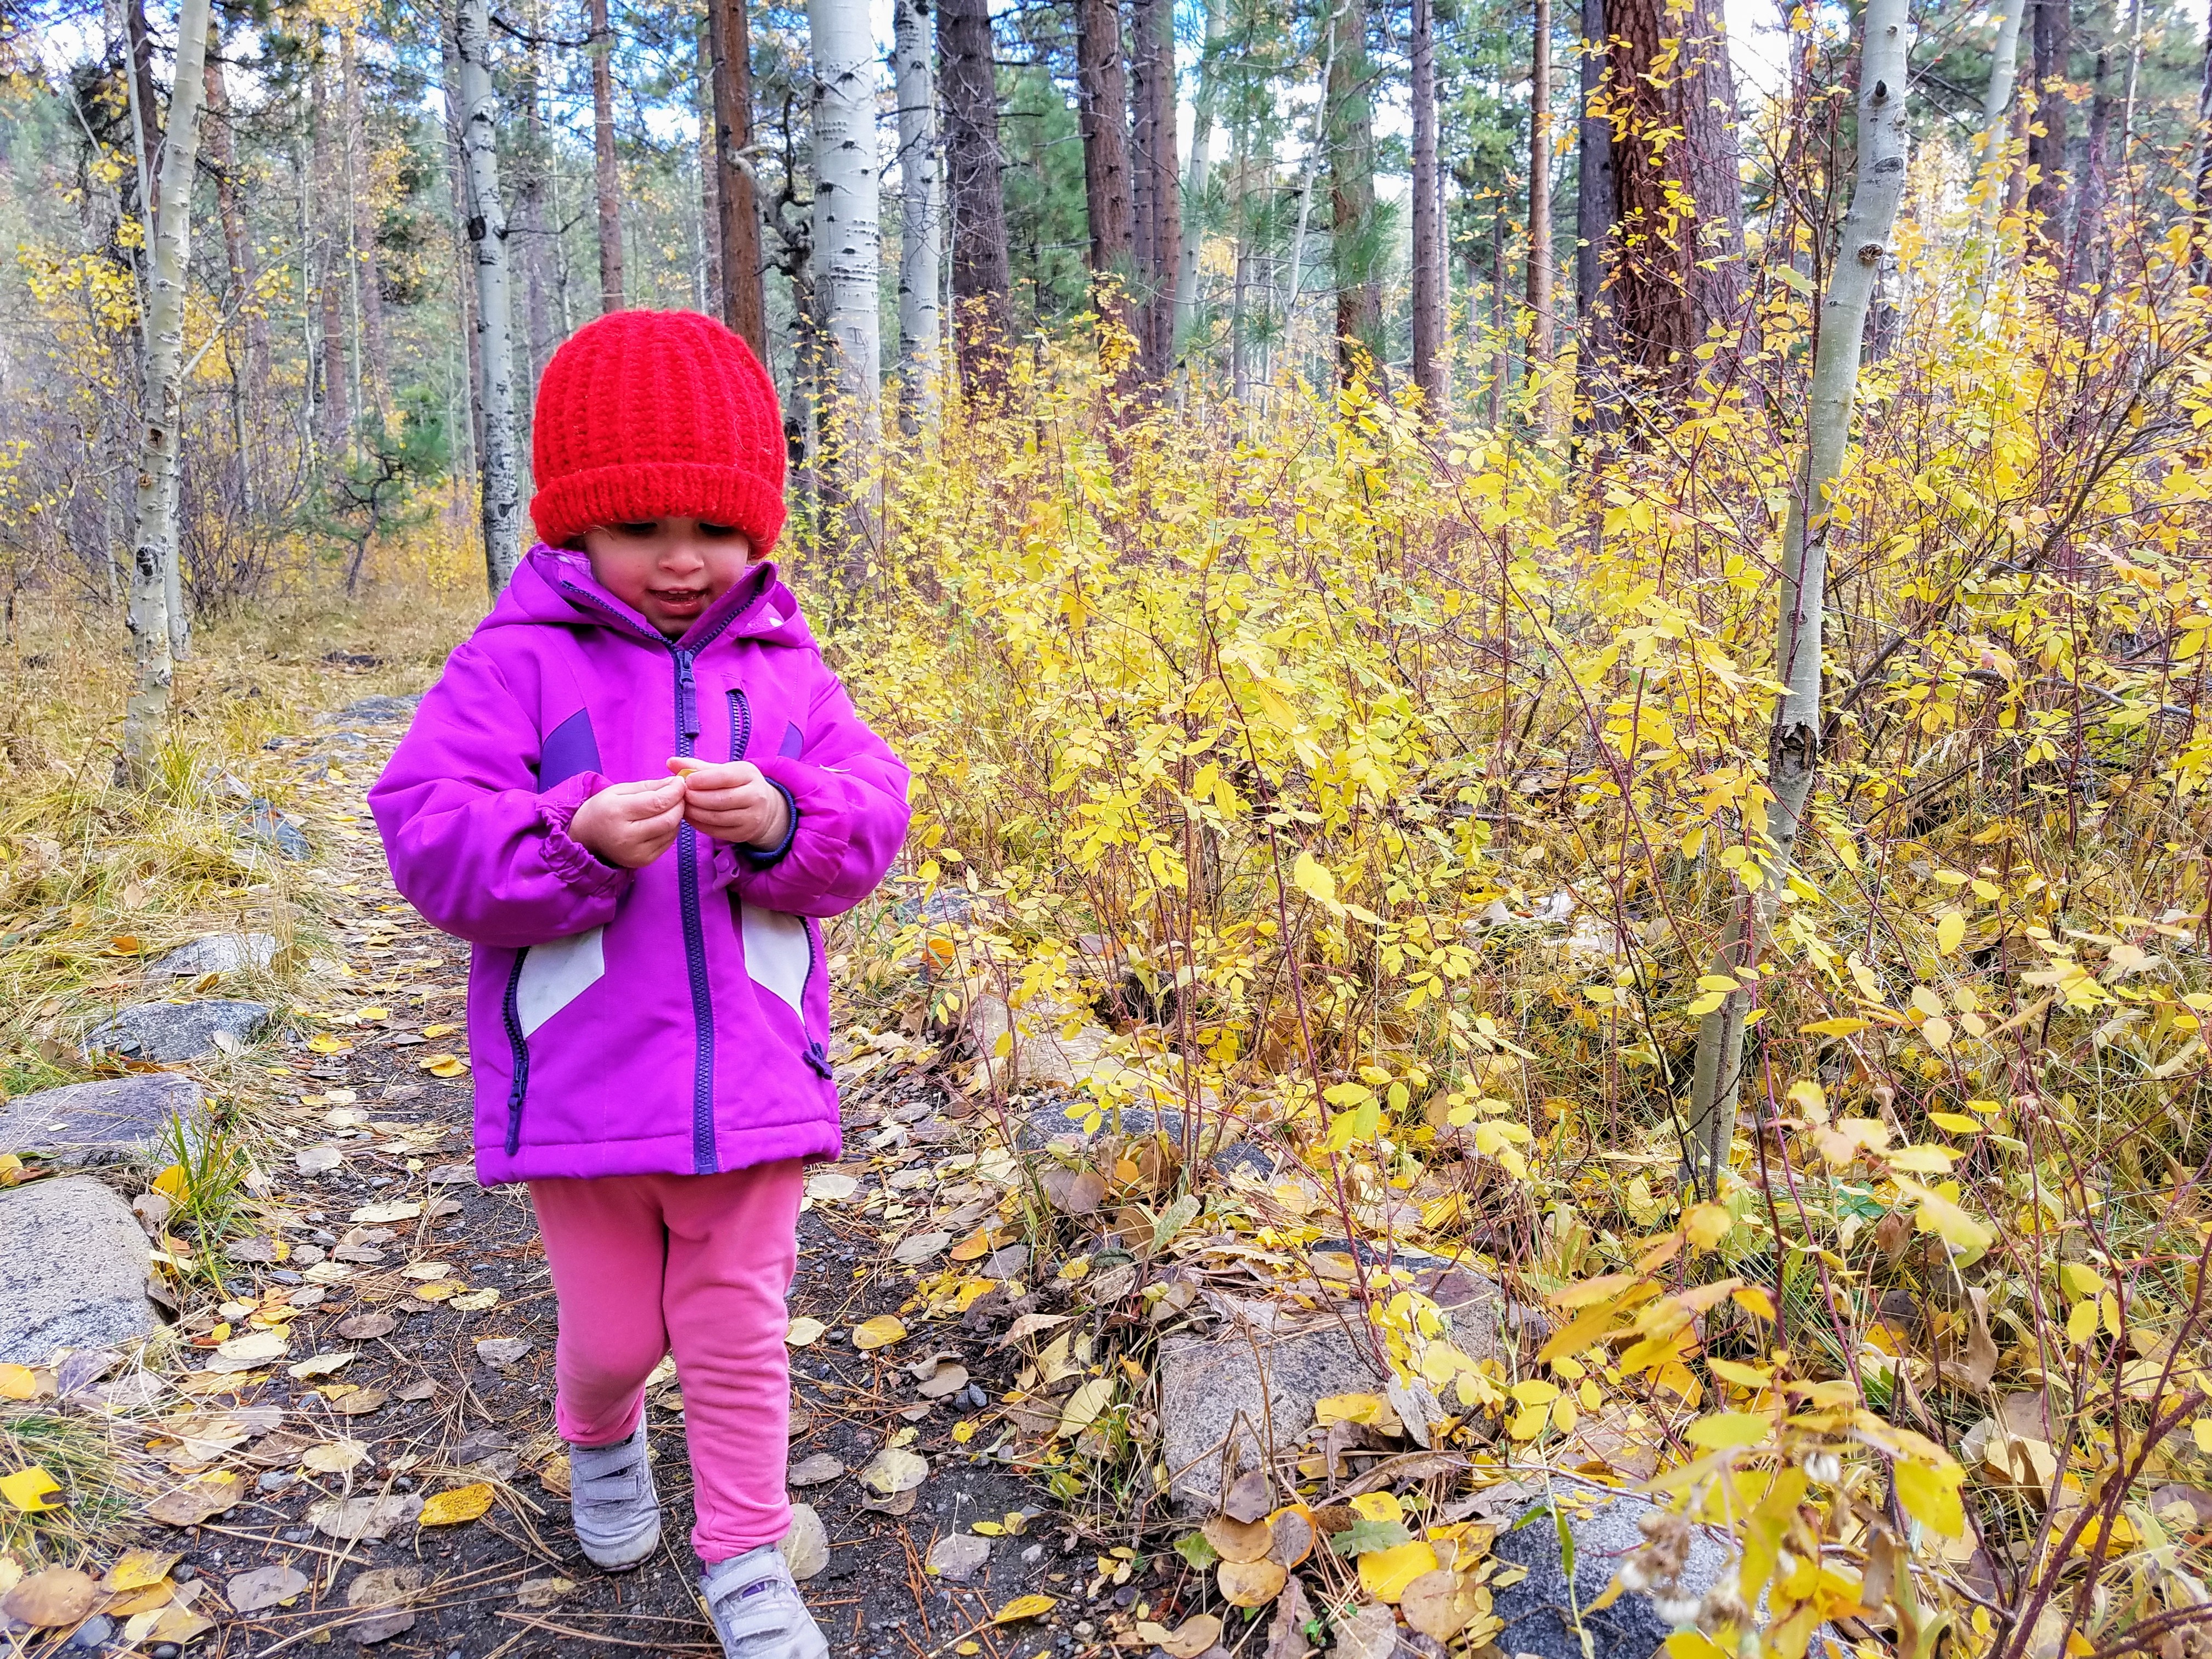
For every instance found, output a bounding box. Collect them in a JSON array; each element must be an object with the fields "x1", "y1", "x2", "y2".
[
  {"x1": 455, "y1": 0, "x2": 524, "y2": 593},
  {"x1": 1280, "y1": 12, "x2": 1339, "y2": 351},
  {"x1": 893, "y1": 0, "x2": 941, "y2": 431},
  {"x1": 123, "y1": 0, "x2": 215, "y2": 771},
  {"x1": 1682, "y1": 0, "x2": 1912, "y2": 1190},
  {"x1": 810, "y1": 0, "x2": 882, "y2": 570},
  {"x1": 1972, "y1": 0, "x2": 2026, "y2": 241},
  {"x1": 1173, "y1": 0, "x2": 1224, "y2": 351}
]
